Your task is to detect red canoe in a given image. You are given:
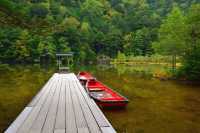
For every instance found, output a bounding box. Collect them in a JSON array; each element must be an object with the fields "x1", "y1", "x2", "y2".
[
  {"x1": 77, "y1": 72, "x2": 128, "y2": 108},
  {"x1": 86, "y1": 79, "x2": 128, "y2": 108},
  {"x1": 77, "y1": 71, "x2": 95, "y2": 86}
]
